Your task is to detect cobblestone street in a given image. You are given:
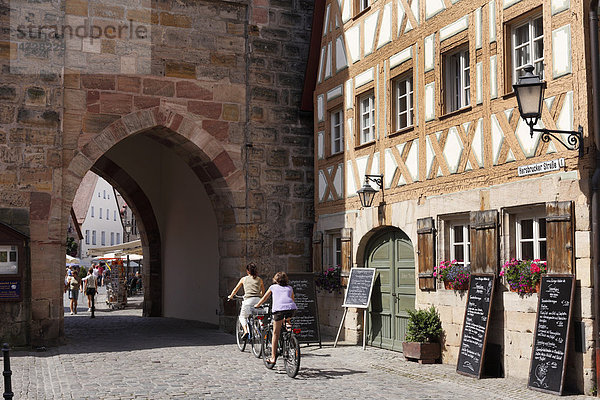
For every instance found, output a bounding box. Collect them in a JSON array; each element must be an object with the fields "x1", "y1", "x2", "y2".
[{"x1": 4, "y1": 290, "x2": 594, "y2": 399}]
